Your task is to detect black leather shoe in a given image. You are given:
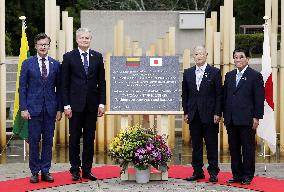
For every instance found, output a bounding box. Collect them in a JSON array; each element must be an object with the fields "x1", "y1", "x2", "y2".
[
  {"x1": 226, "y1": 178, "x2": 242, "y2": 183},
  {"x1": 30, "y1": 173, "x2": 39, "y2": 183},
  {"x1": 241, "y1": 178, "x2": 252, "y2": 185},
  {"x1": 185, "y1": 174, "x2": 205, "y2": 181},
  {"x1": 71, "y1": 171, "x2": 81, "y2": 181},
  {"x1": 82, "y1": 173, "x2": 97, "y2": 181},
  {"x1": 41, "y1": 173, "x2": 54, "y2": 183},
  {"x1": 209, "y1": 174, "x2": 218, "y2": 182}
]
